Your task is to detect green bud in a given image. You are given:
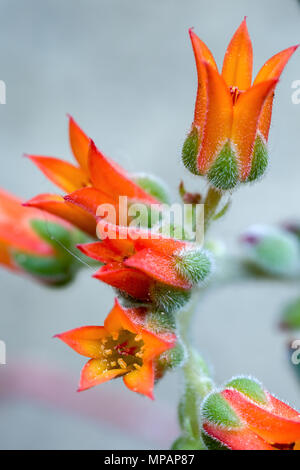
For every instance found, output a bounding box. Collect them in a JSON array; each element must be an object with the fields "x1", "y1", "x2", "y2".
[
  {"x1": 13, "y1": 251, "x2": 74, "y2": 285},
  {"x1": 241, "y1": 225, "x2": 300, "y2": 277},
  {"x1": 281, "y1": 297, "x2": 300, "y2": 330},
  {"x1": 225, "y1": 376, "x2": 267, "y2": 405},
  {"x1": 182, "y1": 127, "x2": 200, "y2": 175},
  {"x1": 207, "y1": 141, "x2": 239, "y2": 191},
  {"x1": 247, "y1": 134, "x2": 268, "y2": 182},
  {"x1": 30, "y1": 219, "x2": 73, "y2": 252},
  {"x1": 201, "y1": 392, "x2": 241, "y2": 428},
  {"x1": 132, "y1": 173, "x2": 171, "y2": 204},
  {"x1": 175, "y1": 248, "x2": 213, "y2": 285}
]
